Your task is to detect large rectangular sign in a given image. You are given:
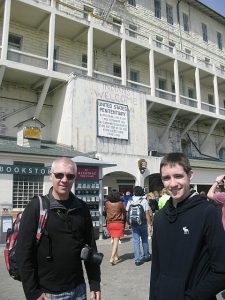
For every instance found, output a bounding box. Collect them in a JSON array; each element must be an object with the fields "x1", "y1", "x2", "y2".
[
  {"x1": 0, "y1": 164, "x2": 50, "y2": 176},
  {"x1": 97, "y1": 99, "x2": 129, "y2": 140}
]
